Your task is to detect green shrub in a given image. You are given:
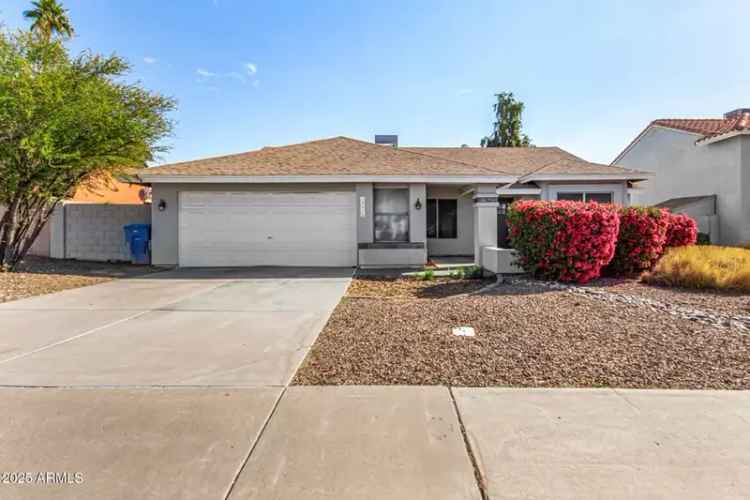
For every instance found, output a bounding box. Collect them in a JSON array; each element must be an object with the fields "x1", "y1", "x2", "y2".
[
  {"x1": 416, "y1": 269, "x2": 435, "y2": 281},
  {"x1": 450, "y1": 265, "x2": 483, "y2": 279}
]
